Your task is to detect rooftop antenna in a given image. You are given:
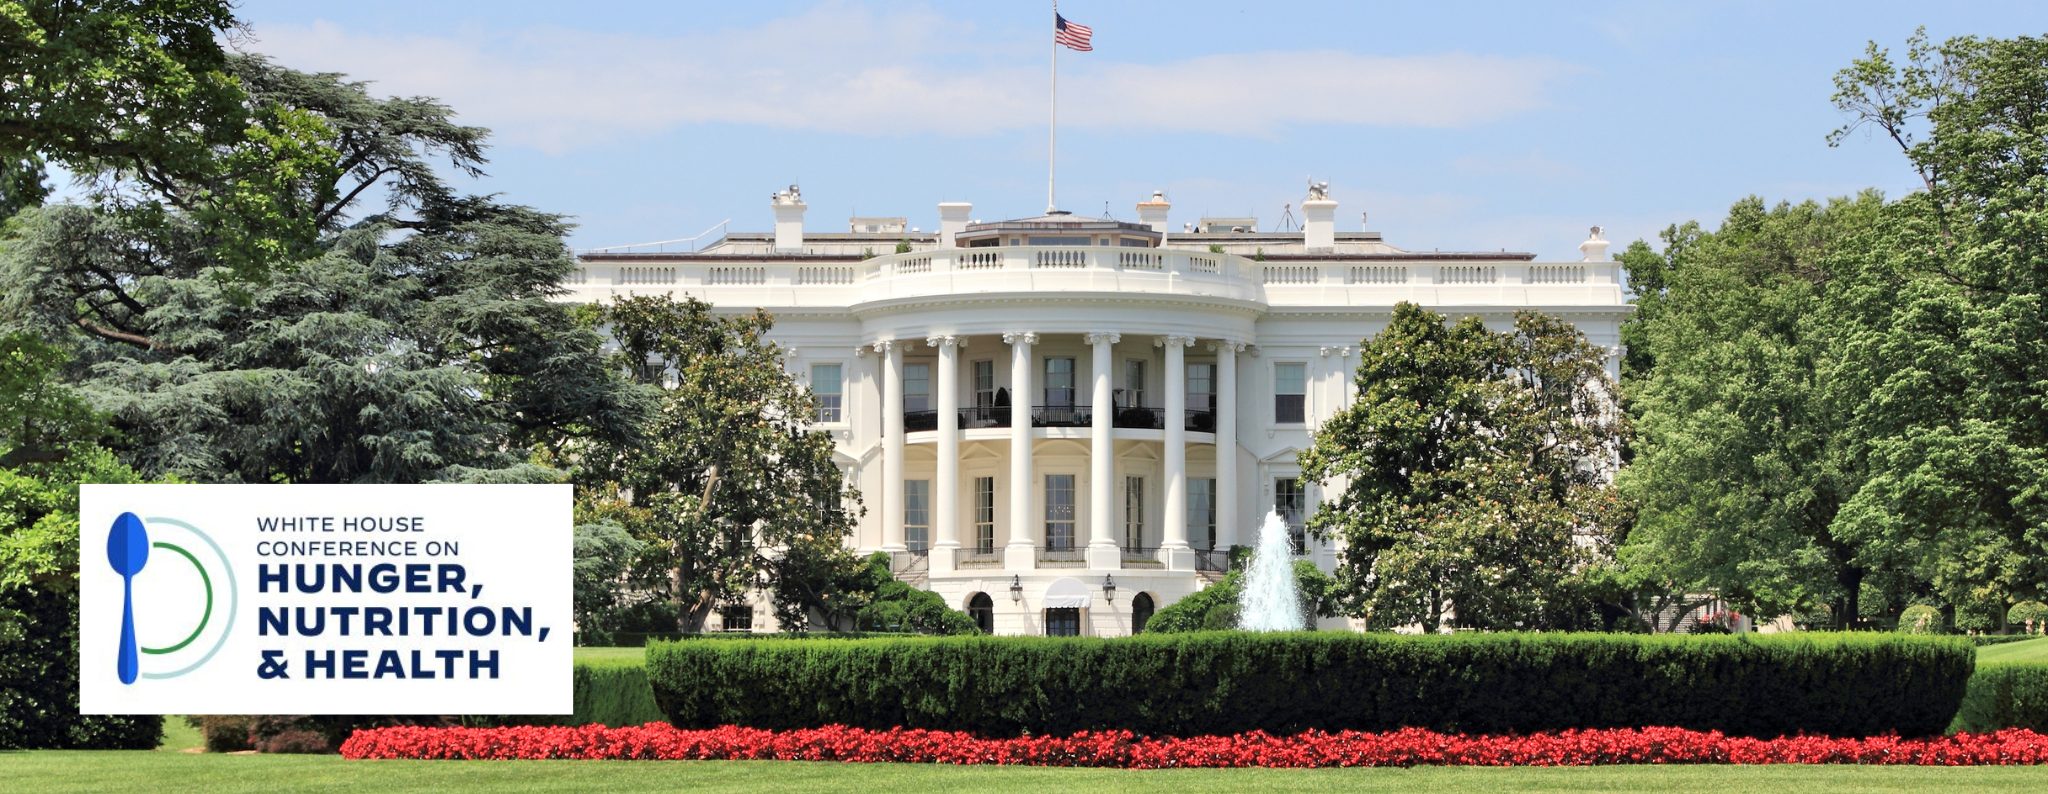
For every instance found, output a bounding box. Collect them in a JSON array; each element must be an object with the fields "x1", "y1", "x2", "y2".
[
  {"x1": 1275, "y1": 202, "x2": 1299, "y2": 232},
  {"x1": 1102, "y1": 200, "x2": 1114, "y2": 220}
]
